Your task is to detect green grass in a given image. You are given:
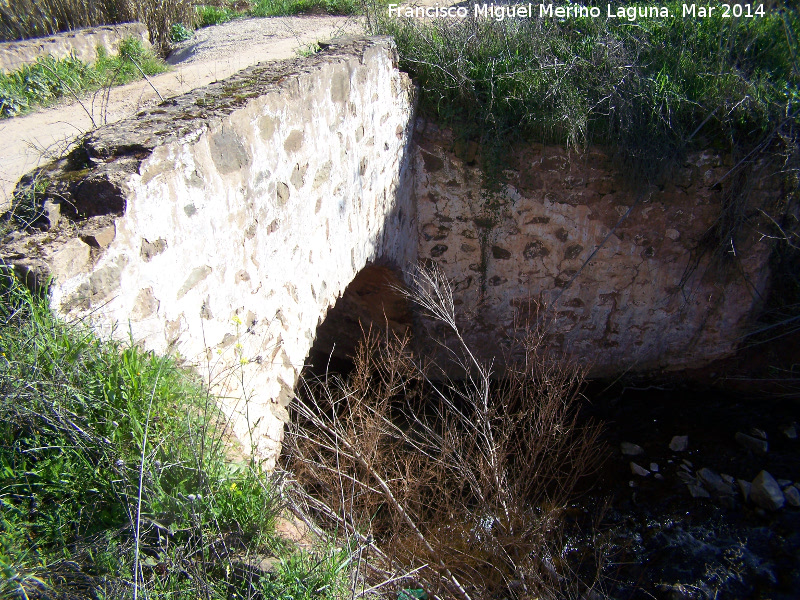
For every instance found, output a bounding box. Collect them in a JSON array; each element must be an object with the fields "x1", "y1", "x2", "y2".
[
  {"x1": 249, "y1": 0, "x2": 361, "y2": 18},
  {"x1": 195, "y1": 4, "x2": 240, "y2": 27},
  {"x1": 0, "y1": 274, "x2": 349, "y2": 599},
  {"x1": 190, "y1": 0, "x2": 364, "y2": 26},
  {"x1": 378, "y1": 2, "x2": 800, "y2": 182},
  {"x1": 0, "y1": 39, "x2": 168, "y2": 118}
]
